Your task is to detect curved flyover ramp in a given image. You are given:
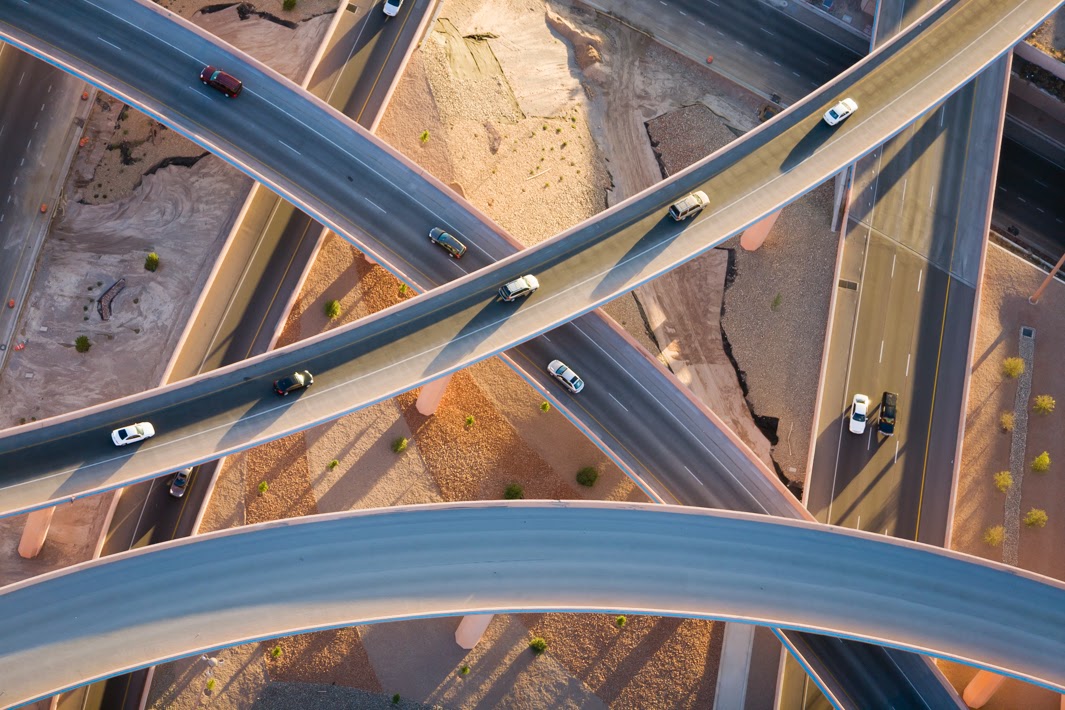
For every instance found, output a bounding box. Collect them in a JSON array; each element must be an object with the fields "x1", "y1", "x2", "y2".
[
  {"x1": 1, "y1": 502, "x2": 1063, "y2": 707},
  {"x1": 0, "y1": 0, "x2": 1062, "y2": 517}
]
